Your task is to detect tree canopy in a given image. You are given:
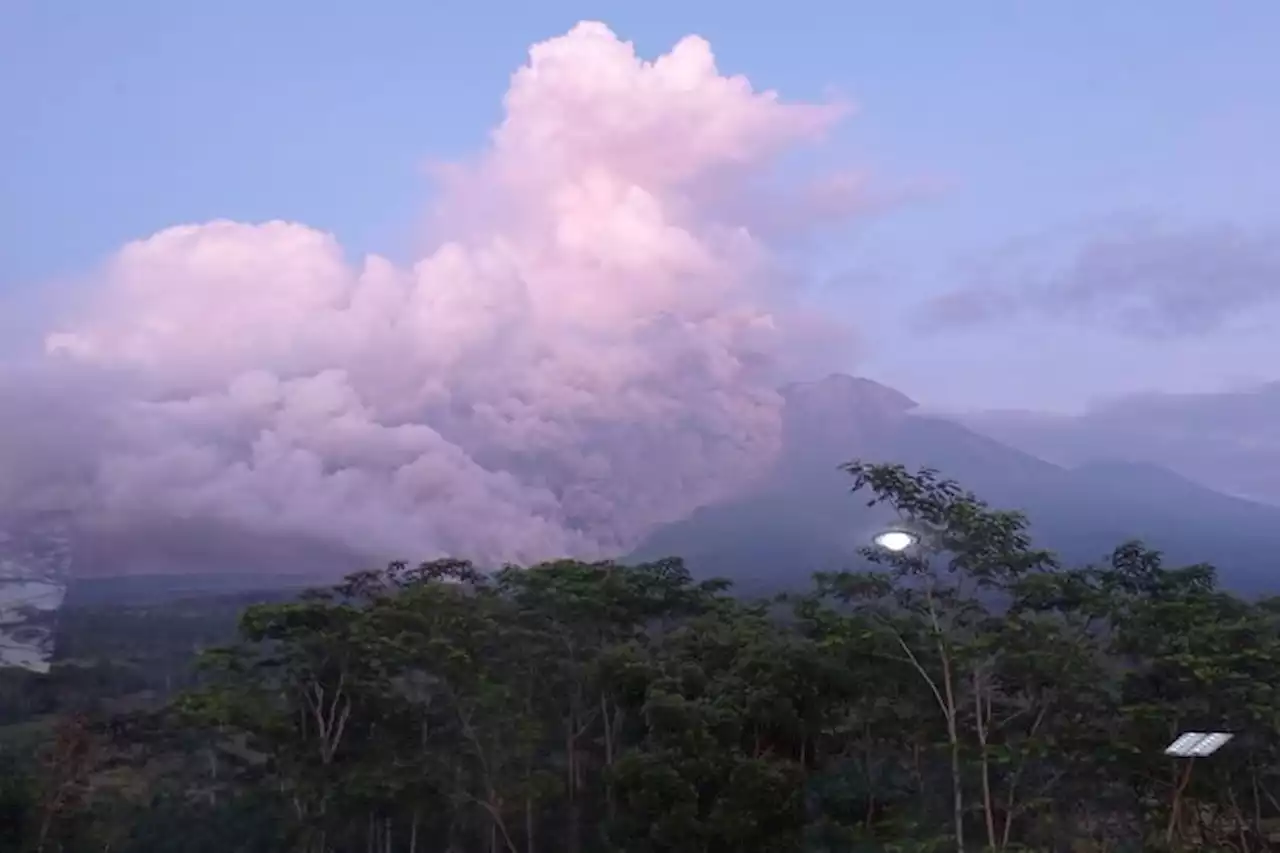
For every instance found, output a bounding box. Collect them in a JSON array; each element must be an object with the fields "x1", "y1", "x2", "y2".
[{"x1": 3, "y1": 461, "x2": 1280, "y2": 852}]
